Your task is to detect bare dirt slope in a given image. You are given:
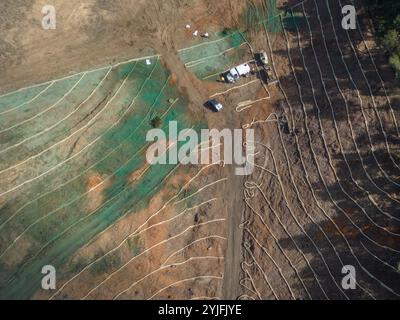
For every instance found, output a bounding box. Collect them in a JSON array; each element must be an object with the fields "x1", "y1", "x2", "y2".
[
  {"x1": 237, "y1": 0, "x2": 400, "y2": 299},
  {"x1": 0, "y1": 0, "x2": 244, "y2": 92}
]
